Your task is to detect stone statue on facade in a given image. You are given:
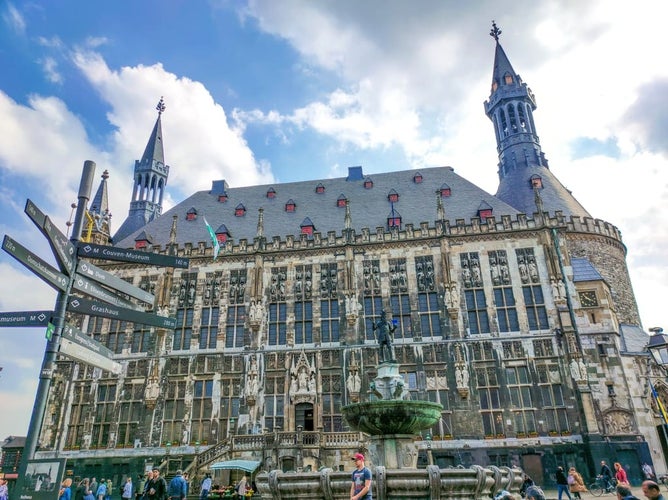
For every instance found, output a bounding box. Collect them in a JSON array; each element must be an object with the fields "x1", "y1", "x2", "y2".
[{"x1": 373, "y1": 310, "x2": 397, "y2": 363}]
